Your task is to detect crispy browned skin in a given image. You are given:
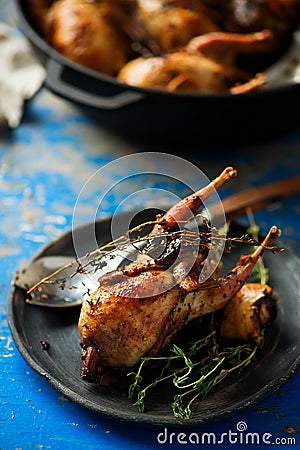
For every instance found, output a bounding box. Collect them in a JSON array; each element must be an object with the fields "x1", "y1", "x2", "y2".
[
  {"x1": 135, "y1": 0, "x2": 220, "y2": 52},
  {"x1": 47, "y1": 0, "x2": 131, "y2": 76},
  {"x1": 78, "y1": 226, "x2": 280, "y2": 380},
  {"x1": 79, "y1": 269, "x2": 179, "y2": 373},
  {"x1": 220, "y1": 282, "x2": 278, "y2": 345},
  {"x1": 186, "y1": 30, "x2": 274, "y2": 64},
  {"x1": 118, "y1": 30, "x2": 272, "y2": 93}
]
